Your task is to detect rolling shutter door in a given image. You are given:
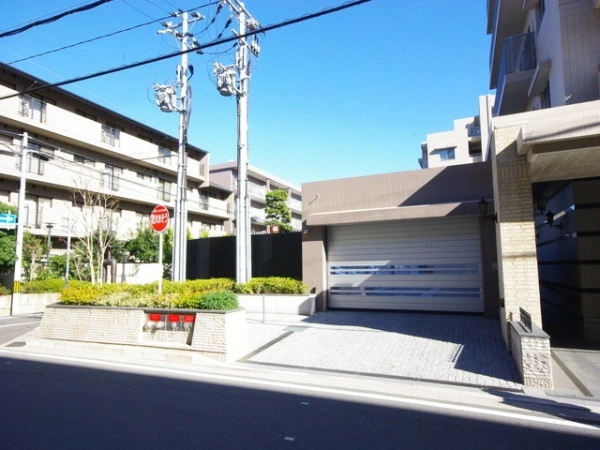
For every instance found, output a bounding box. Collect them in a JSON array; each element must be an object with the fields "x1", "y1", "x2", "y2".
[{"x1": 327, "y1": 217, "x2": 483, "y2": 312}]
